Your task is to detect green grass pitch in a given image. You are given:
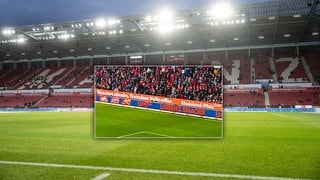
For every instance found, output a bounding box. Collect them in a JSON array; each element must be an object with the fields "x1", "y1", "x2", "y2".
[
  {"x1": 94, "y1": 102, "x2": 223, "y2": 138},
  {"x1": 0, "y1": 111, "x2": 319, "y2": 179}
]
